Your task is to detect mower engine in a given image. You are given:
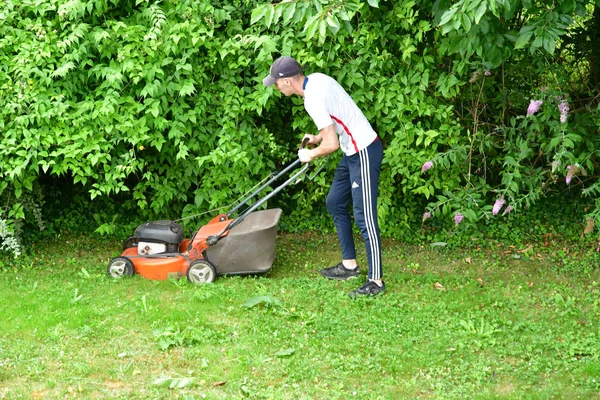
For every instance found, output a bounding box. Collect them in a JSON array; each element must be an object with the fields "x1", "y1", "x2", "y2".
[{"x1": 131, "y1": 220, "x2": 184, "y2": 255}]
